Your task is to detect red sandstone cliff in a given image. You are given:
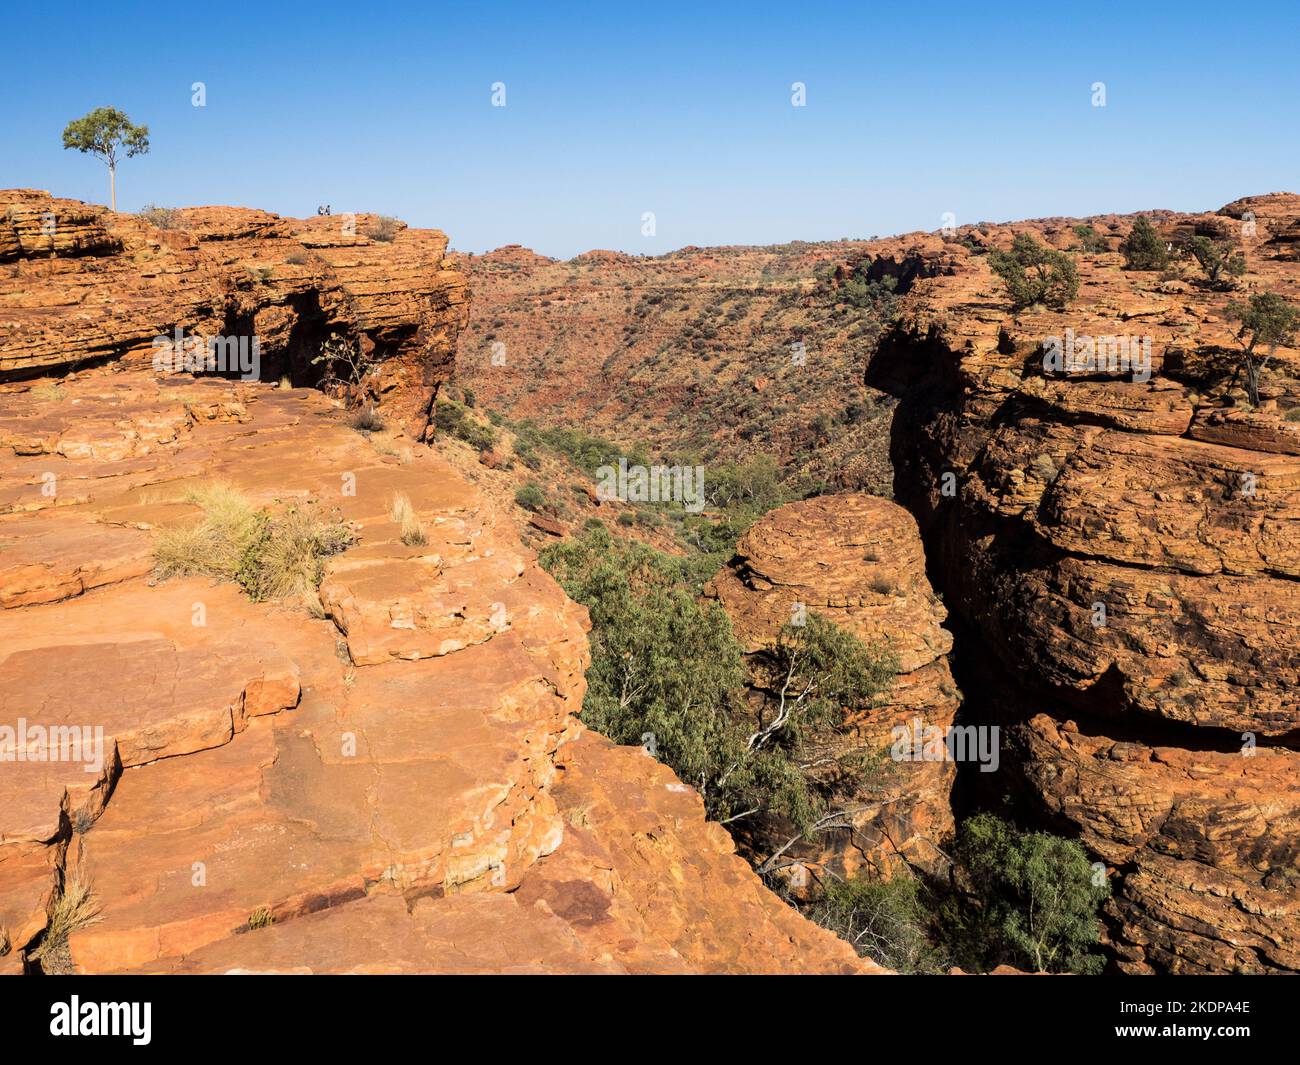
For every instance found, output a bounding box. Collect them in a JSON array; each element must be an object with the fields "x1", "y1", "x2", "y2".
[
  {"x1": 0, "y1": 192, "x2": 876, "y2": 975},
  {"x1": 0, "y1": 190, "x2": 469, "y2": 437},
  {"x1": 705, "y1": 494, "x2": 959, "y2": 887},
  {"x1": 862, "y1": 193, "x2": 1300, "y2": 973}
]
